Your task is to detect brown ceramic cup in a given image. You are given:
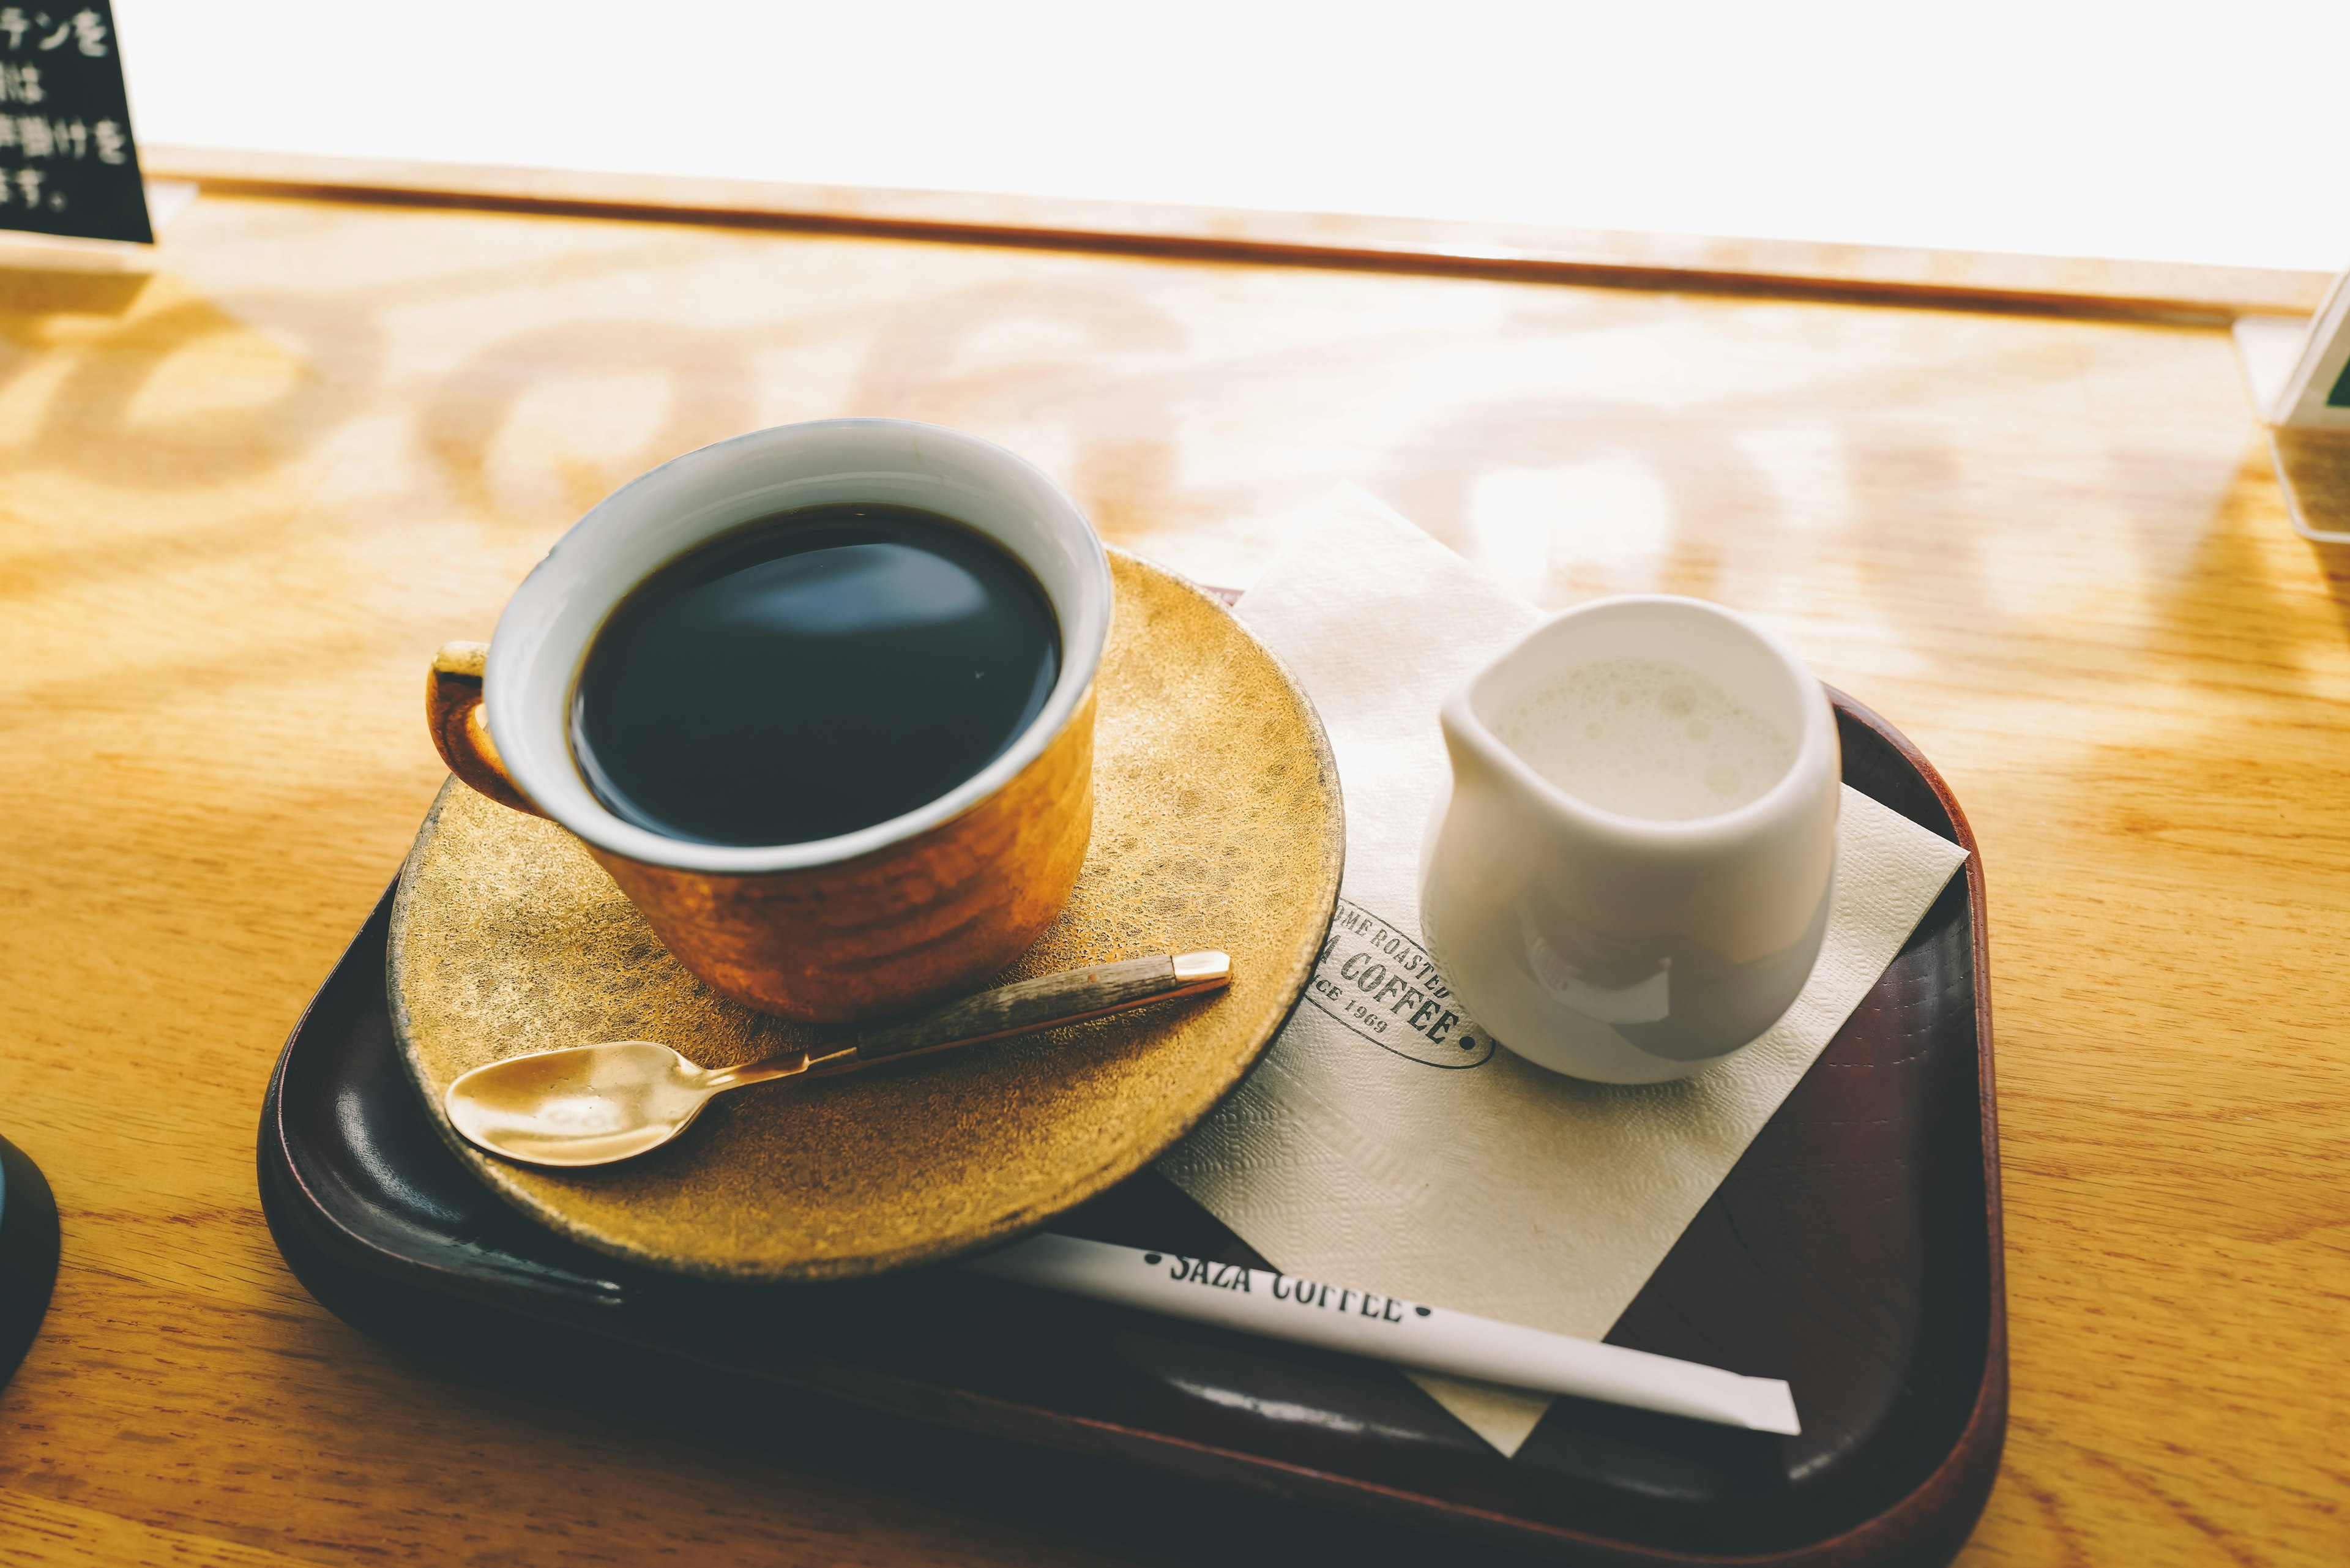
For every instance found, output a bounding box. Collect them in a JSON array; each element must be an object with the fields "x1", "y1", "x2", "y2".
[{"x1": 425, "y1": 419, "x2": 1112, "y2": 1022}]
